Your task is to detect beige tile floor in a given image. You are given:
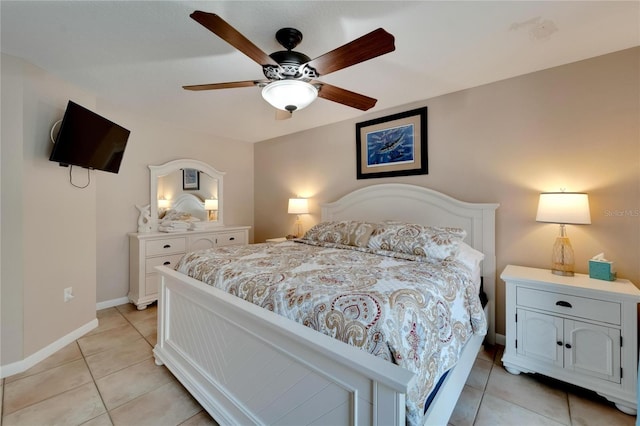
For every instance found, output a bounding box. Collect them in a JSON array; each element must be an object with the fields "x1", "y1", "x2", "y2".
[{"x1": 0, "y1": 303, "x2": 636, "y2": 426}]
